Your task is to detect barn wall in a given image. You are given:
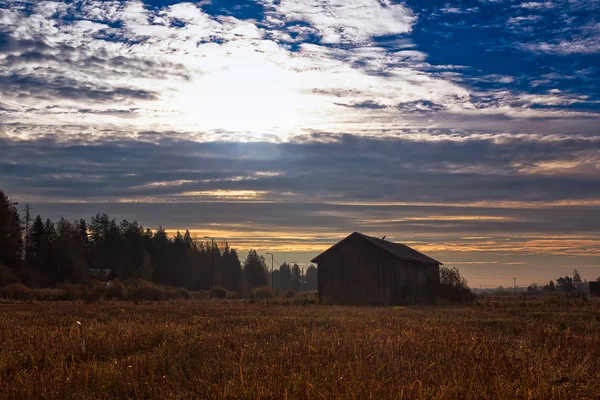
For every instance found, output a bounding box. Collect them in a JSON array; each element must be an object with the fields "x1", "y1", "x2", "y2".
[{"x1": 316, "y1": 236, "x2": 440, "y2": 305}]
